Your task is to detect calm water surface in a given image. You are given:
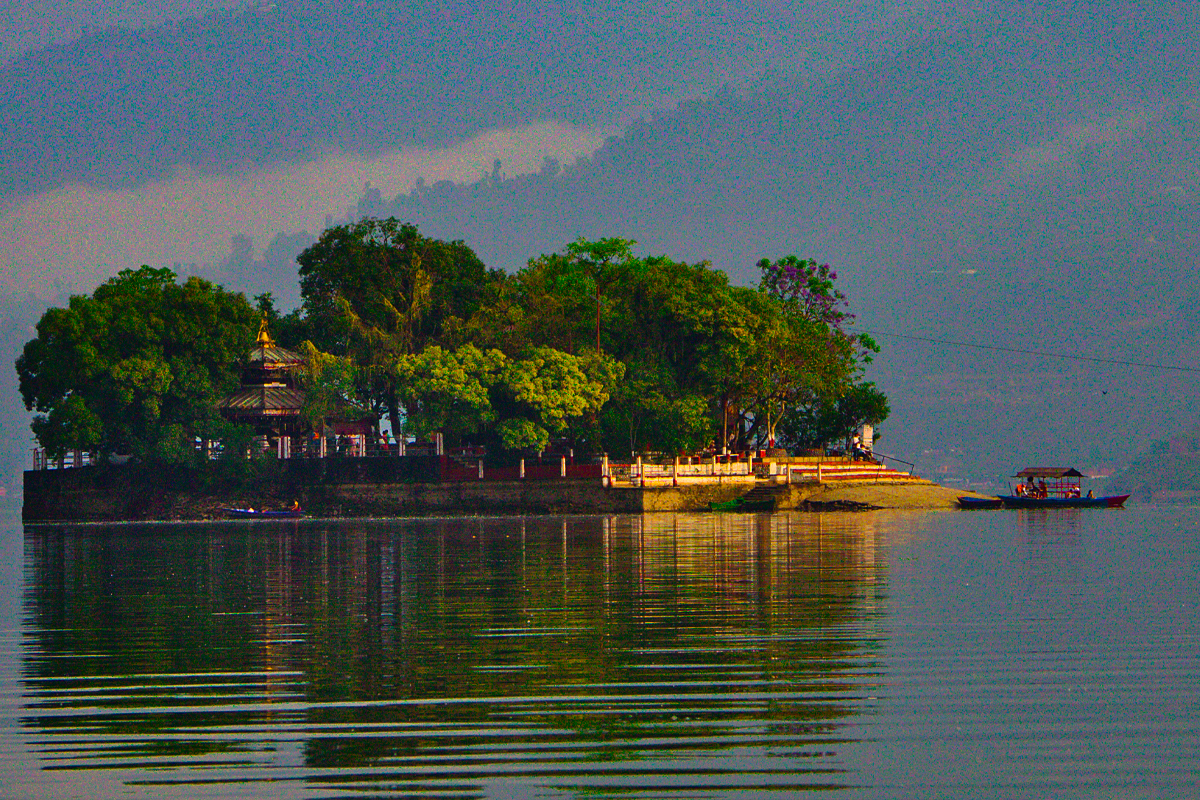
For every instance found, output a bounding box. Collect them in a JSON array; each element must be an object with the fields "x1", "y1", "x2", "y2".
[{"x1": 1, "y1": 508, "x2": 1197, "y2": 799}]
